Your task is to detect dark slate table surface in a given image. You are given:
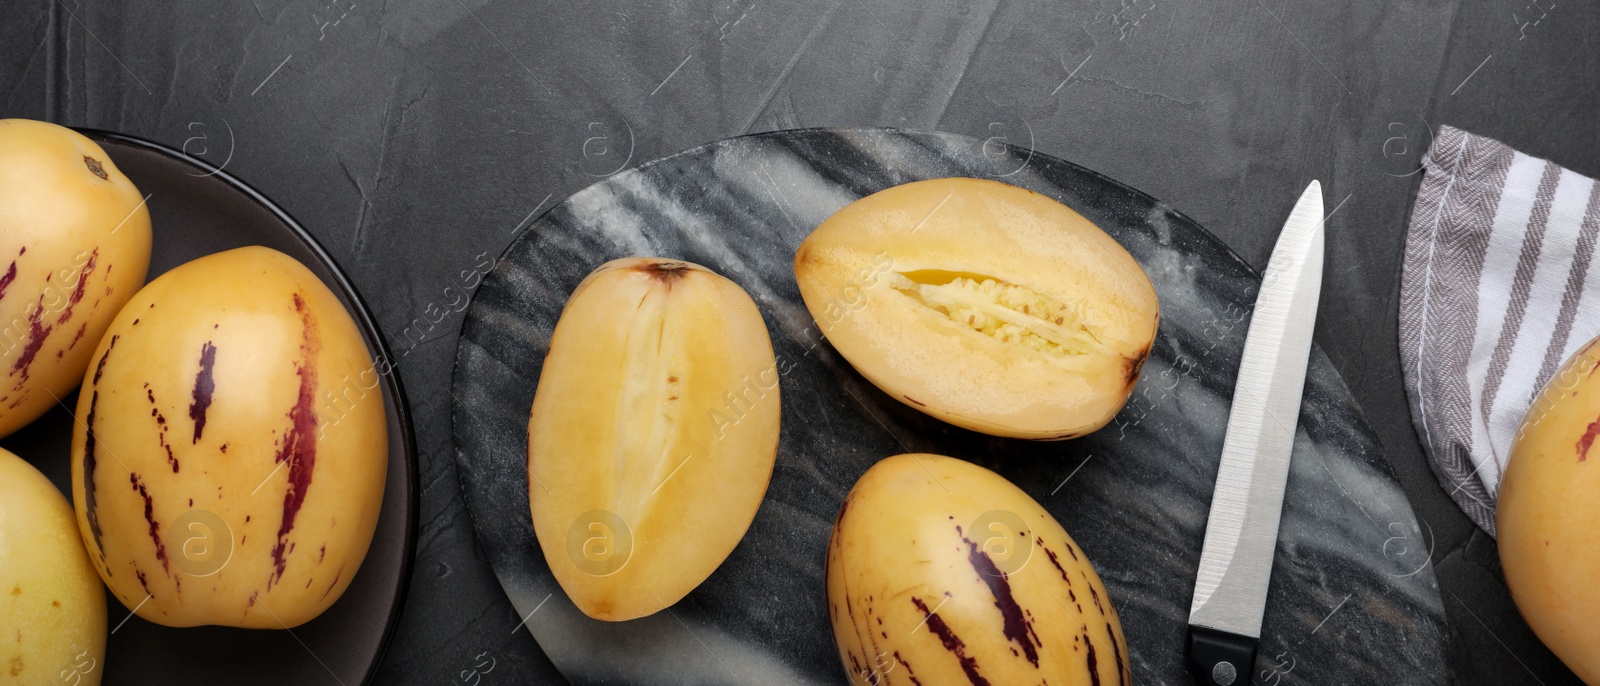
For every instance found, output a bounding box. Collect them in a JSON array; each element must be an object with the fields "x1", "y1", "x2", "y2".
[{"x1": 3, "y1": 1, "x2": 1594, "y2": 684}]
